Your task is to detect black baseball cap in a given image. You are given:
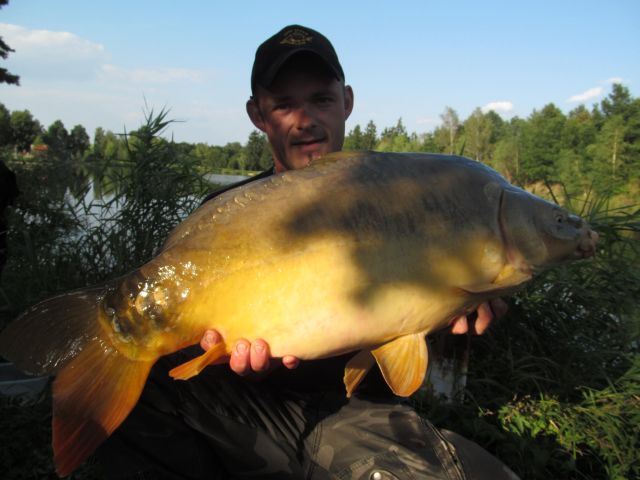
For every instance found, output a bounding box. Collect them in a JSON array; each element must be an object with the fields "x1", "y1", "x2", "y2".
[{"x1": 251, "y1": 25, "x2": 345, "y2": 95}]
